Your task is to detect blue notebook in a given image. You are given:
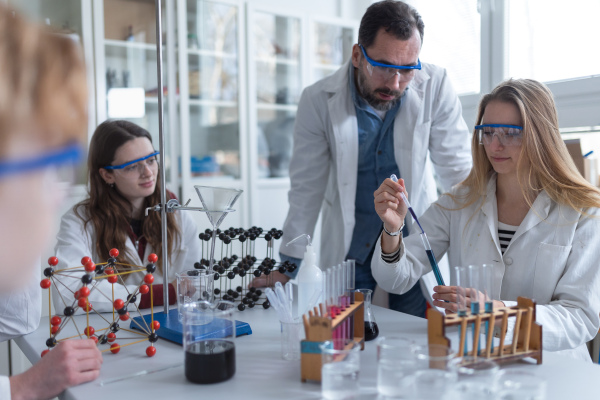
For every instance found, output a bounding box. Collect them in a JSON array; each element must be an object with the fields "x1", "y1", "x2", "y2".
[{"x1": 130, "y1": 309, "x2": 252, "y2": 344}]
